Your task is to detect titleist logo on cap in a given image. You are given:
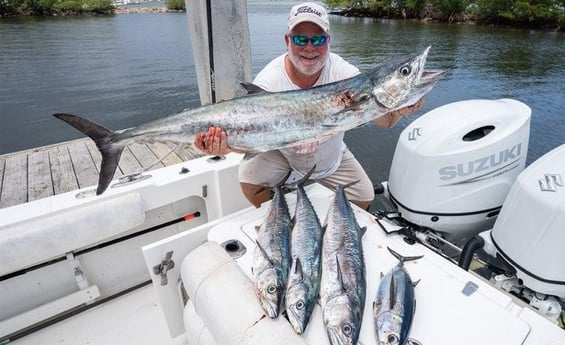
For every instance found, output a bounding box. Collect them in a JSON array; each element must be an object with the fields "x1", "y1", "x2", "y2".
[{"x1": 295, "y1": 5, "x2": 322, "y2": 17}]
